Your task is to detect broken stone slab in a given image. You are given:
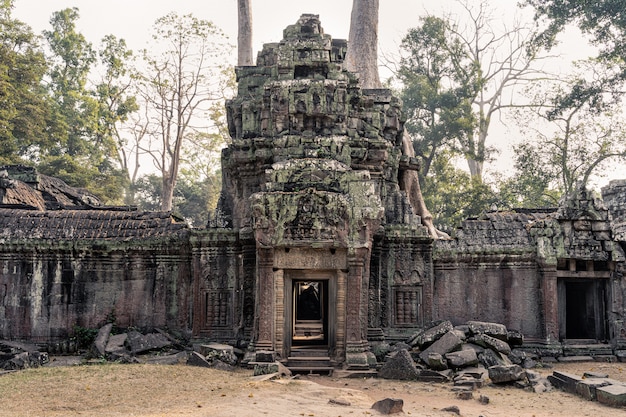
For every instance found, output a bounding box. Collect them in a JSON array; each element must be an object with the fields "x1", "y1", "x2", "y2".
[
  {"x1": 469, "y1": 333, "x2": 511, "y2": 355},
  {"x1": 487, "y1": 364, "x2": 525, "y2": 384},
  {"x1": 478, "y1": 348, "x2": 511, "y2": 368},
  {"x1": 371, "y1": 398, "x2": 404, "y2": 414},
  {"x1": 126, "y1": 330, "x2": 172, "y2": 354},
  {"x1": 583, "y1": 371, "x2": 609, "y2": 379},
  {"x1": 419, "y1": 330, "x2": 464, "y2": 363},
  {"x1": 2, "y1": 351, "x2": 49, "y2": 370},
  {"x1": 467, "y1": 321, "x2": 508, "y2": 341},
  {"x1": 187, "y1": 351, "x2": 211, "y2": 368},
  {"x1": 378, "y1": 349, "x2": 421, "y2": 380},
  {"x1": 195, "y1": 343, "x2": 238, "y2": 366},
  {"x1": 92, "y1": 323, "x2": 113, "y2": 357},
  {"x1": 253, "y1": 361, "x2": 292, "y2": 377},
  {"x1": 441, "y1": 405, "x2": 460, "y2": 415},
  {"x1": 597, "y1": 384, "x2": 626, "y2": 407},
  {"x1": 142, "y1": 351, "x2": 188, "y2": 365},
  {"x1": 407, "y1": 320, "x2": 453, "y2": 349},
  {"x1": 425, "y1": 352, "x2": 448, "y2": 371},
  {"x1": 547, "y1": 371, "x2": 583, "y2": 394},
  {"x1": 417, "y1": 369, "x2": 452, "y2": 383},
  {"x1": 105, "y1": 333, "x2": 128, "y2": 354},
  {"x1": 575, "y1": 378, "x2": 611, "y2": 401},
  {"x1": 445, "y1": 347, "x2": 478, "y2": 369}
]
